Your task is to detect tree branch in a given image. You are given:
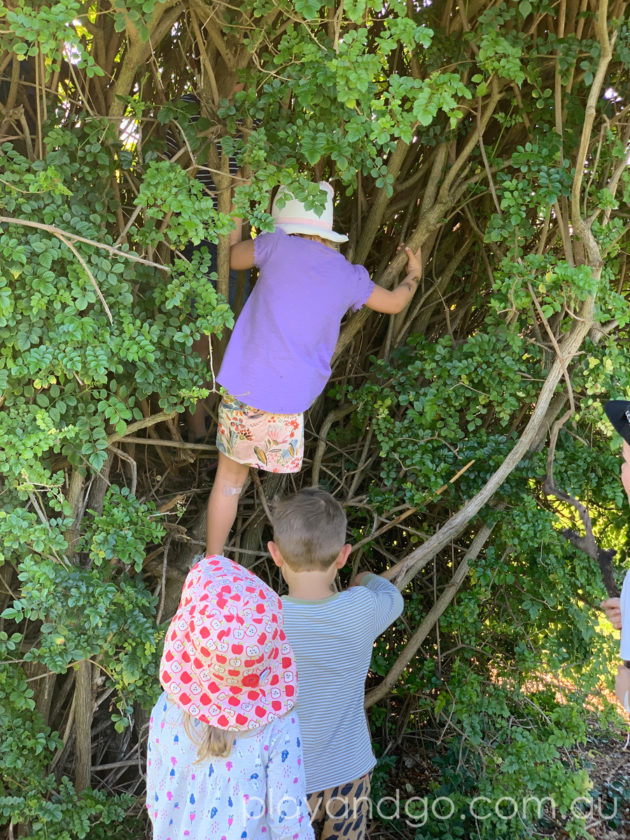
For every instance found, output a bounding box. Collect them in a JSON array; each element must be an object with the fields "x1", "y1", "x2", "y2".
[
  {"x1": 0, "y1": 216, "x2": 171, "y2": 272},
  {"x1": 365, "y1": 522, "x2": 495, "y2": 707},
  {"x1": 570, "y1": 0, "x2": 615, "y2": 266},
  {"x1": 106, "y1": 411, "x2": 178, "y2": 445},
  {"x1": 388, "y1": 301, "x2": 594, "y2": 590}
]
